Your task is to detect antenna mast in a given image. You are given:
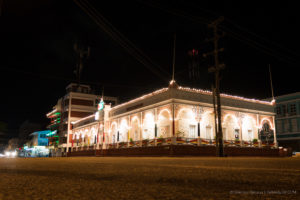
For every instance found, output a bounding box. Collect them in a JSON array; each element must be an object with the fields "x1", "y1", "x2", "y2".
[
  {"x1": 269, "y1": 64, "x2": 275, "y2": 100},
  {"x1": 172, "y1": 33, "x2": 176, "y2": 81}
]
